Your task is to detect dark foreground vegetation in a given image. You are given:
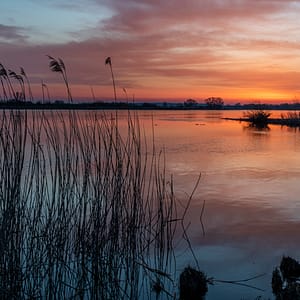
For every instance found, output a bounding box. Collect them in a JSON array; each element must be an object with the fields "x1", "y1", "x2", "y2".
[{"x1": 0, "y1": 109, "x2": 201, "y2": 299}]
